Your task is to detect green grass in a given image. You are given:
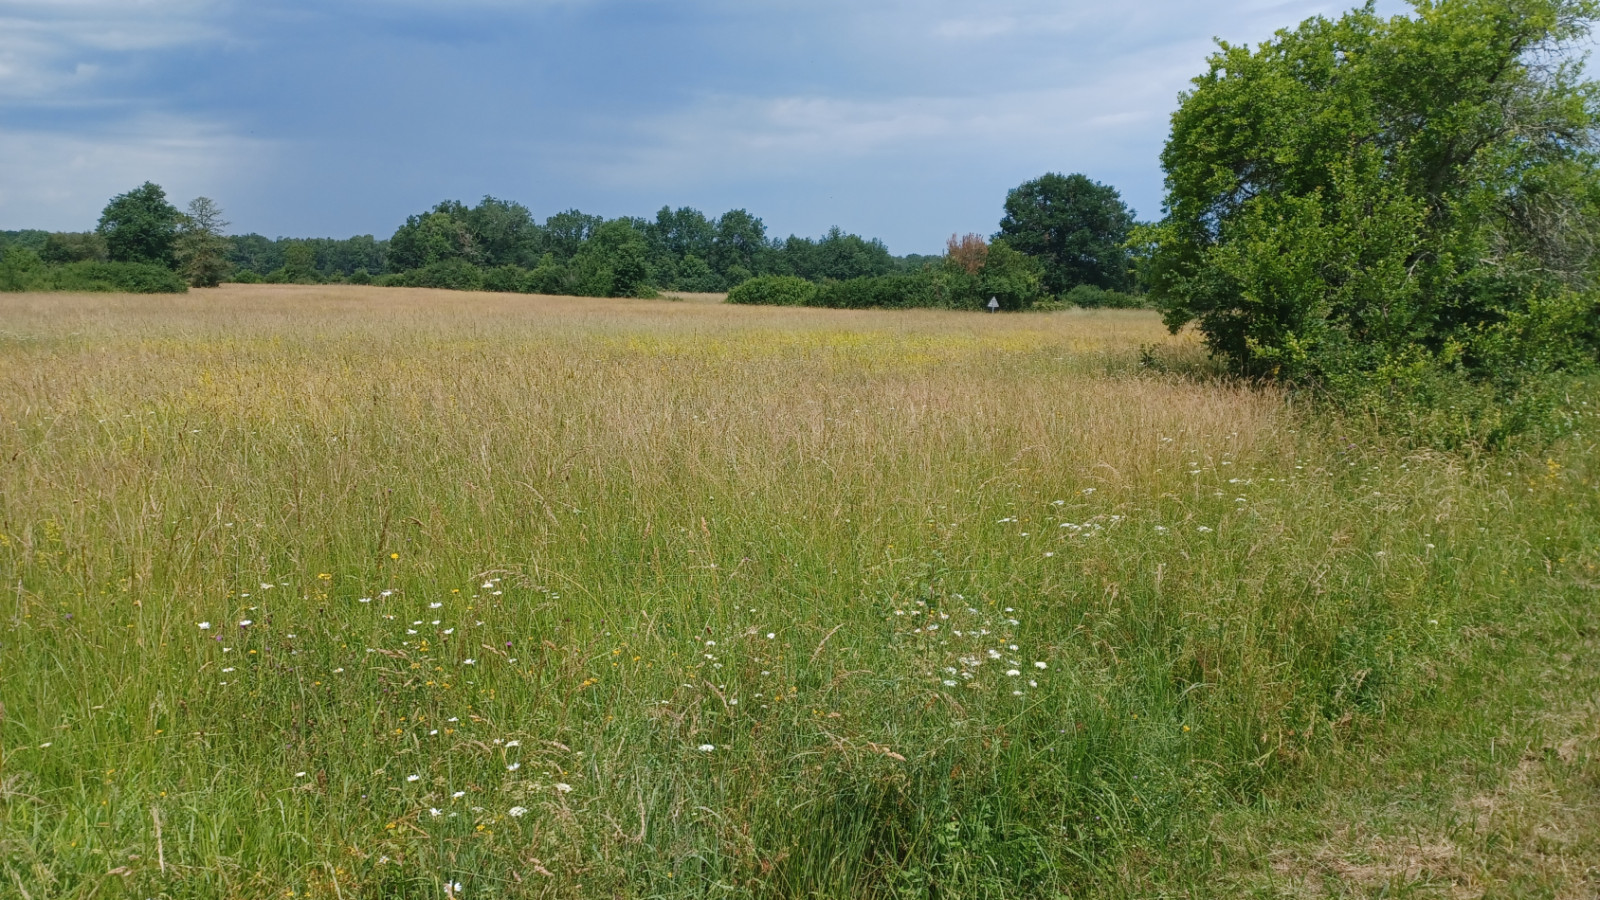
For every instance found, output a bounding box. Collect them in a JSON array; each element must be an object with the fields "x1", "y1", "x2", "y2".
[{"x1": 0, "y1": 286, "x2": 1596, "y2": 899}]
